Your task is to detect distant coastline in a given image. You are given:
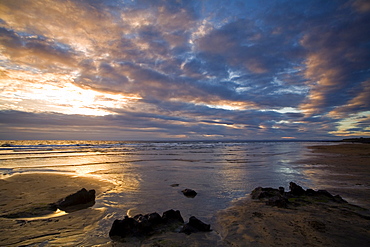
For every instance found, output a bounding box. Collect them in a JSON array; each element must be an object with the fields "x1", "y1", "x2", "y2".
[{"x1": 341, "y1": 137, "x2": 370, "y2": 143}]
